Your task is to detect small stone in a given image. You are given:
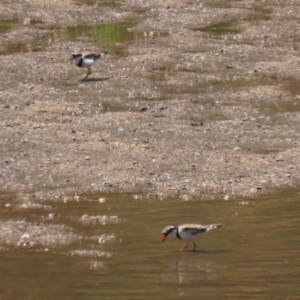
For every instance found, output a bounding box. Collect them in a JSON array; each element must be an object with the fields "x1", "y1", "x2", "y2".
[
  {"x1": 48, "y1": 213, "x2": 55, "y2": 219},
  {"x1": 191, "y1": 122, "x2": 203, "y2": 127},
  {"x1": 181, "y1": 195, "x2": 190, "y2": 201},
  {"x1": 99, "y1": 198, "x2": 106, "y2": 204},
  {"x1": 21, "y1": 233, "x2": 30, "y2": 240},
  {"x1": 275, "y1": 156, "x2": 283, "y2": 161}
]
